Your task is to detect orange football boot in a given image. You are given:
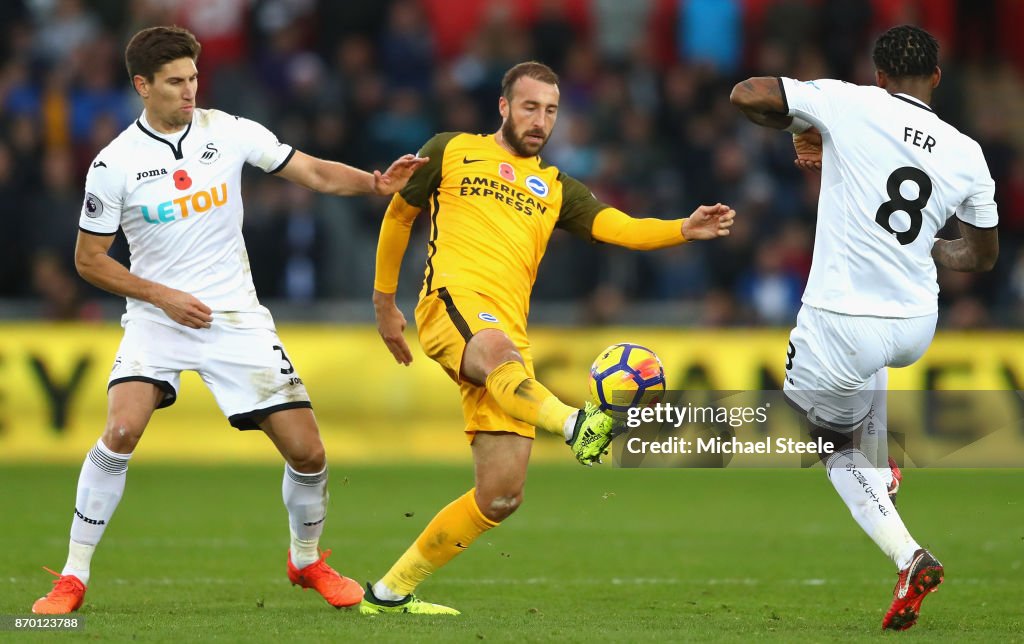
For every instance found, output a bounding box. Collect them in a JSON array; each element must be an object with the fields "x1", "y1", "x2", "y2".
[
  {"x1": 32, "y1": 568, "x2": 86, "y2": 614},
  {"x1": 287, "y1": 549, "x2": 364, "y2": 608}
]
